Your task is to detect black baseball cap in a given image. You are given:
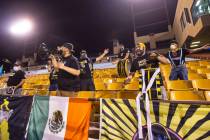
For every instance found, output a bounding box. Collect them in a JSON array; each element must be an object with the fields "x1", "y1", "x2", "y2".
[
  {"x1": 14, "y1": 61, "x2": 22, "y2": 66},
  {"x1": 170, "y1": 40, "x2": 178, "y2": 45},
  {"x1": 63, "y1": 43, "x2": 75, "y2": 52},
  {"x1": 80, "y1": 50, "x2": 87, "y2": 54}
]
